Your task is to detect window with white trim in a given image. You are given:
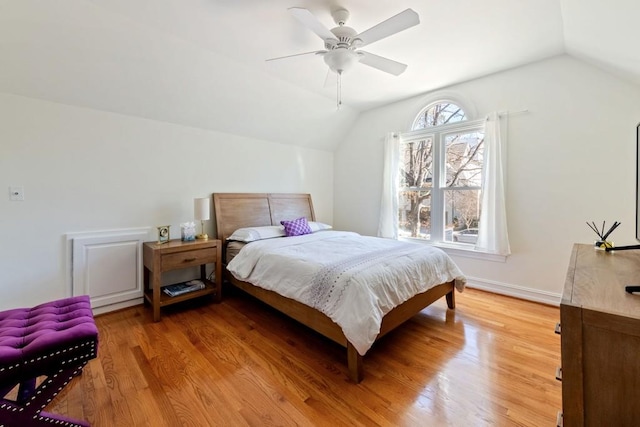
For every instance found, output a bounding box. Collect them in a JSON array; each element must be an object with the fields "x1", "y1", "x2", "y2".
[{"x1": 399, "y1": 101, "x2": 485, "y2": 245}]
